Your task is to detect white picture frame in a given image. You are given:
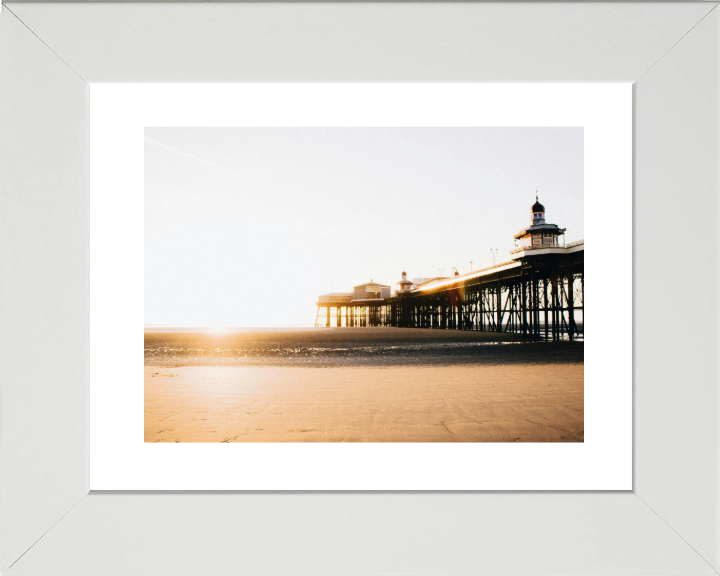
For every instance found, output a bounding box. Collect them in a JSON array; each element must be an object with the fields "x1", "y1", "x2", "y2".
[{"x1": 1, "y1": 2, "x2": 718, "y2": 574}]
